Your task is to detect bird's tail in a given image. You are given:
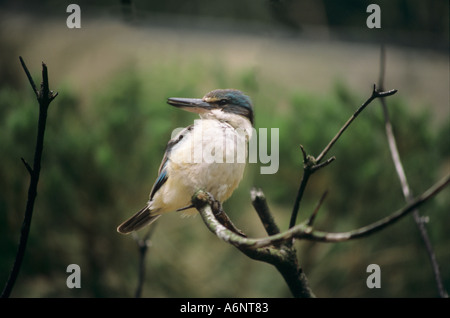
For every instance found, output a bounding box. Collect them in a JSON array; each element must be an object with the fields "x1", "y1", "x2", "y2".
[{"x1": 117, "y1": 205, "x2": 161, "y2": 234}]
